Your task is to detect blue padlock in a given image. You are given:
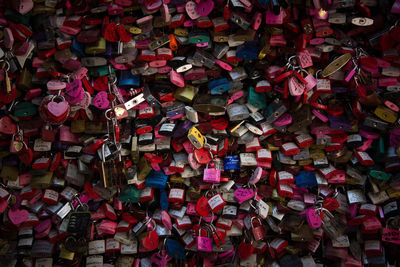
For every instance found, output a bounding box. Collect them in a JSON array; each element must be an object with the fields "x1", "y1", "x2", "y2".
[
  {"x1": 236, "y1": 44, "x2": 258, "y2": 60},
  {"x1": 257, "y1": 0, "x2": 268, "y2": 8},
  {"x1": 224, "y1": 155, "x2": 240, "y2": 172},
  {"x1": 118, "y1": 70, "x2": 141, "y2": 88},
  {"x1": 54, "y1": 141, "x2": 68, "y2": 151},
  {"x1": 71, "y1": 39, "x2": 86, "y2": 57},
  {"x1": 295, "y1": 171, "x2": 317, "y2": 188},
  {"x1": 105, "y1": 42, "x2": 112, "y2": 57},
  {"x1": 166, "y1": 239, "x2": 186, "y2": 260},
  {"x1": 208, "y1": 78, "x2": 231, "y2": 95},
  {"x1": 160, "y1": 188, "x2": 169, "y2": 211},
  {"x1": 248, "y1": 86, "x2": 267, "y2": 109},
  {"x1": 146, "y1": 171, "x2": 168, "y2": 188}
]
